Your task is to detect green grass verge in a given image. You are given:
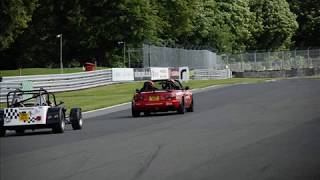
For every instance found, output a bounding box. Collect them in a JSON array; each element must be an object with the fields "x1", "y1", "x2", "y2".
[
  {"x1": 56, "y1": 78, "x2": 272, "y2": 112},
  {"x1": 305, "y1": 75, "x2": 320, "y2": 79},
  {"x1": 182, "y1": 78, "x2": 272, "y2": 89},
  {"x1": 55, "y1": 82, "x2": 144, "y2": 113},
  {"x1": 0, "y1": 67, "x2": 108, "y2": 77},
  {"x1": 0, "y1": 78, "x2": 272, "y2": 111}
]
